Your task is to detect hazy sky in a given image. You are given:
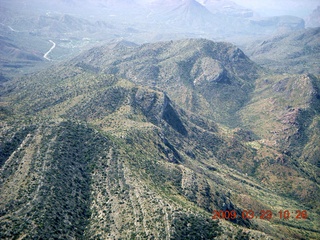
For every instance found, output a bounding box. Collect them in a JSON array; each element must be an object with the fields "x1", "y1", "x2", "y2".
[{"x1": 231, "y1": 0, "x2": 319, "y2": 17}]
